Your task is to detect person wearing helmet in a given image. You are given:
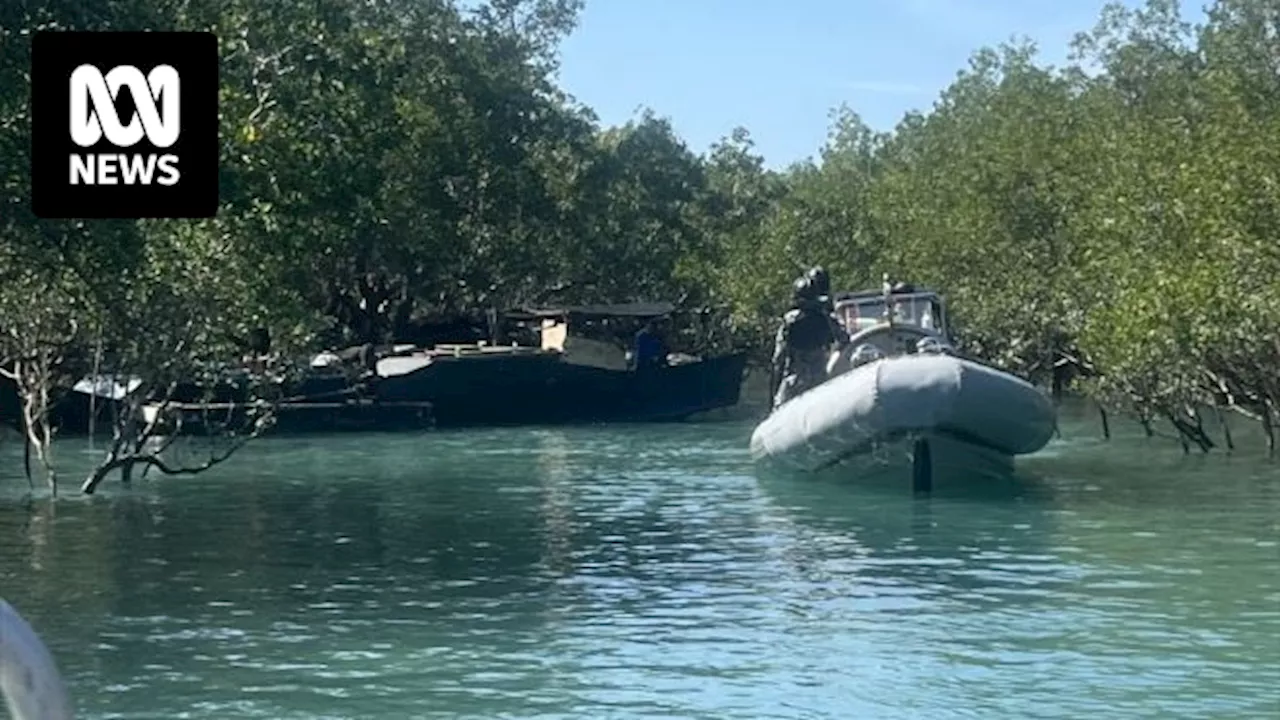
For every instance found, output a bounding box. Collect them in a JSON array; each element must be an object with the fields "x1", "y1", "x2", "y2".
[
  {"x1": 769, "y1": 272, "x2": 848, "y2": 409},
  {"x1": 806, "y1": 265, "x2": 831, "y2": 309},
  {"x1": 805, "y1": 265, "x2": 848, "y2": 345}
]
